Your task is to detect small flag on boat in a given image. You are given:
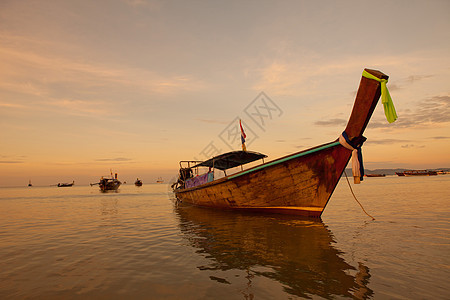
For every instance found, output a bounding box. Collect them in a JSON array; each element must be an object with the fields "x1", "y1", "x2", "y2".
[{"x1": 239, "y1": 119, "x2": 247, "y2": 151}]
